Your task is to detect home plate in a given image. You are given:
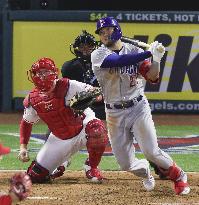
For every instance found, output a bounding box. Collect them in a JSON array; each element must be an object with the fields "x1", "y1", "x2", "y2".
[{"x1": 27, "y1": 196, "x2": 59, "y2": 200}]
